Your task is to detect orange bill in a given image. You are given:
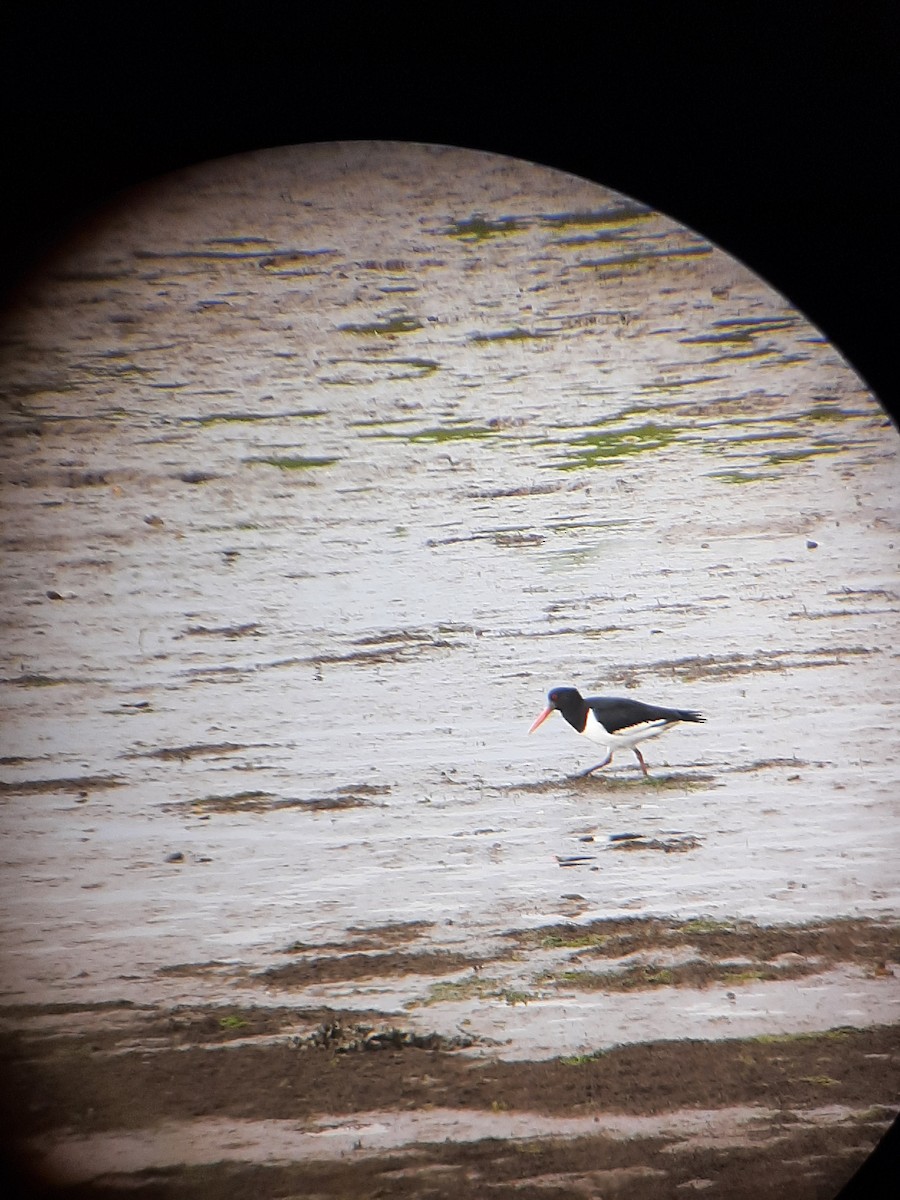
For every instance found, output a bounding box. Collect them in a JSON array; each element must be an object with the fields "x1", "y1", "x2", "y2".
[{"x1": 528, "y1": 706, "x2": 554, "y2": 734}]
